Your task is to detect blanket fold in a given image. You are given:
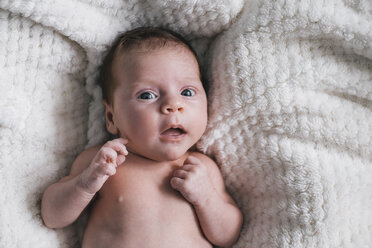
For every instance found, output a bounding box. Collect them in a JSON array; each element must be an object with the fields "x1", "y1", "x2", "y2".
[{"x1": 0, "y1": 0, "x2": 370, "y2": 247}]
